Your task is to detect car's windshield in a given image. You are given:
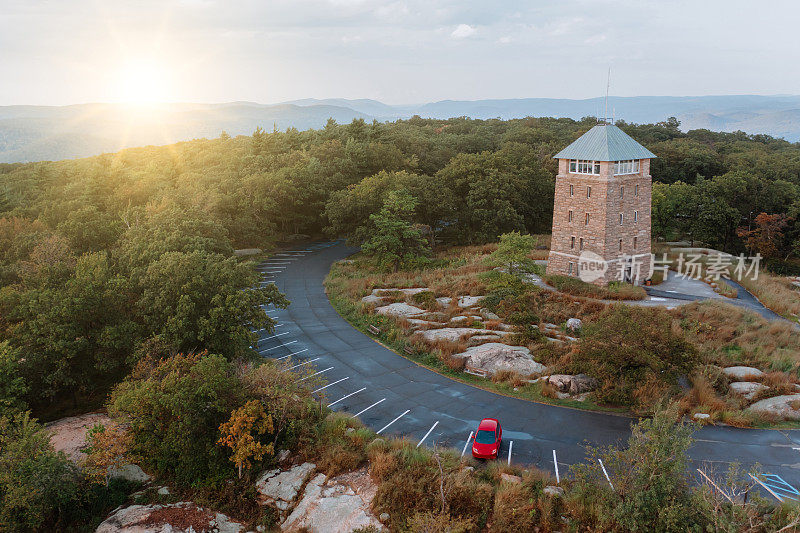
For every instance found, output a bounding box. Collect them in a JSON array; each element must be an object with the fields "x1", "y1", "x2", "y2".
[{"x1": 474, "y1": 429, "x2": 496, "y2": 444}]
